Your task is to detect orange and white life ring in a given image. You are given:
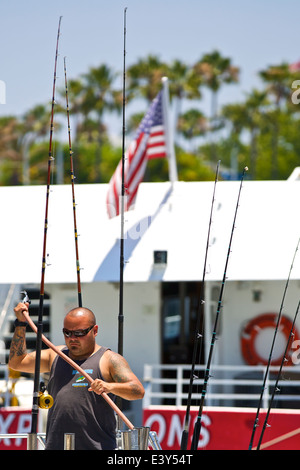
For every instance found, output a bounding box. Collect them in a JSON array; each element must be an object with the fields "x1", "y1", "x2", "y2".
[{"x1": 240, "y1": 313, "x2": 299, "y2": 366}]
